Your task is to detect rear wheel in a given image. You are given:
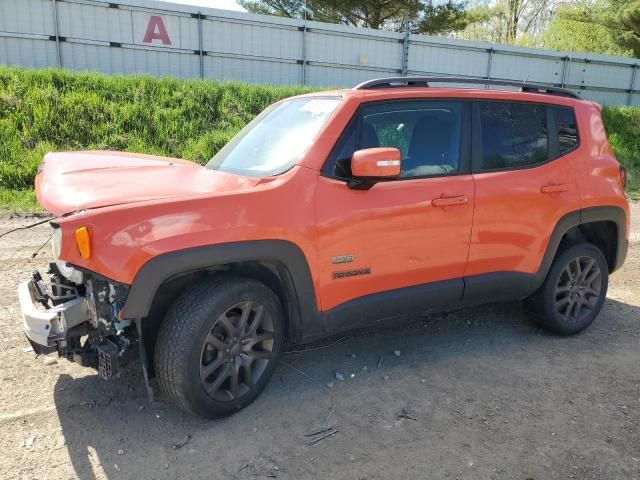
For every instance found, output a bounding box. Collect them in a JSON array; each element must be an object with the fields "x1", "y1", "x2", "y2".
[
  {"x1": 525, "y1": 242, "x2": 608, "y2": 335},
  {"x1": 154, "y1": 275, "x2": 284, "y2": 418}
]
